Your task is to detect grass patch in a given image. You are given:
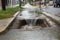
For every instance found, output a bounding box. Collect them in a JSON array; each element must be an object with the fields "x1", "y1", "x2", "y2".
[
  {"x1": 37, "y1": 11, "x2": 42, "y2": 15},
  {"x1": 0, "y1": 6, "x2": 20, "y2": 19}
]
